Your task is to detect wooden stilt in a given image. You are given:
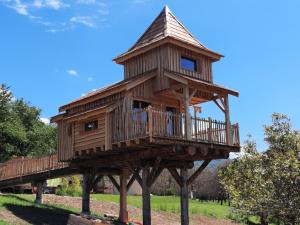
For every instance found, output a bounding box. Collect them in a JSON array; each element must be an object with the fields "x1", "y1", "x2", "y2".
[
  {"x1": 142, "y1": 164, "x2": 151, "y2": 225},
  {"x1": 119, "y1": 169, "x2": 129, "y2": 223},
  {"x1": 82, "y1": 173, "x2": 92, "y2": 215},
  {"x1": 180, "y1": 168, "x2": 189, "y2": 225},
  {"x1": 34, "y1": 180, "x2": 45, "y2": 204}
]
